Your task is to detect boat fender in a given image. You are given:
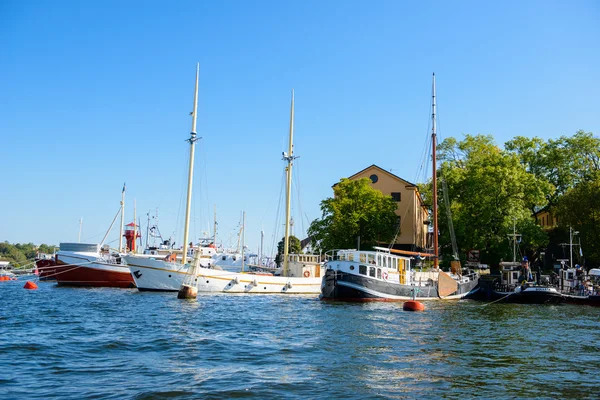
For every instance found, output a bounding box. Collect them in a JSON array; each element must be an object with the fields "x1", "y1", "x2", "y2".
[
  {"x1": 233, "y1": 277, "x2": 239, "y2": 285},
  {"x1": 287, "y1": 282, "x2": 292, "y2": 289},
  {"x1": 252, "y1": 279, "x2": 258, "y2": 286},
  {"x1": 303, "y1": 270, "x2": 310, "y2": 278}
]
